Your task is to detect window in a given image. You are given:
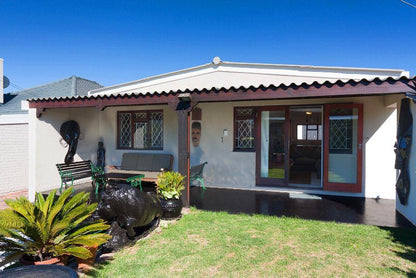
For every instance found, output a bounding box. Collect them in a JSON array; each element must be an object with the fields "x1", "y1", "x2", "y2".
[
  {"x1": 297, "y1": 124, "x2": 322, "y2": 140},
  {"x1": 234, "y1": 107, "x2": 255, "y2": 151},
  {"x1": 117, "y1": 110, "x2": 163, "y2": 149},
  {"x1": 329, "y1": 108, "x2": 353, "y2": 154}
]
